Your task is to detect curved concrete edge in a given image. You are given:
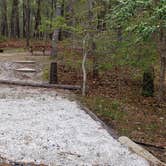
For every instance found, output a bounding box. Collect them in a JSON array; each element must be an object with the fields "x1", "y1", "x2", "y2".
[
  {"x1": 75, "y1": 100, "x2": 118, "y2": 139},
  {"x1": 119, "y1": 136, "x2": 166, "y2": 166}
]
